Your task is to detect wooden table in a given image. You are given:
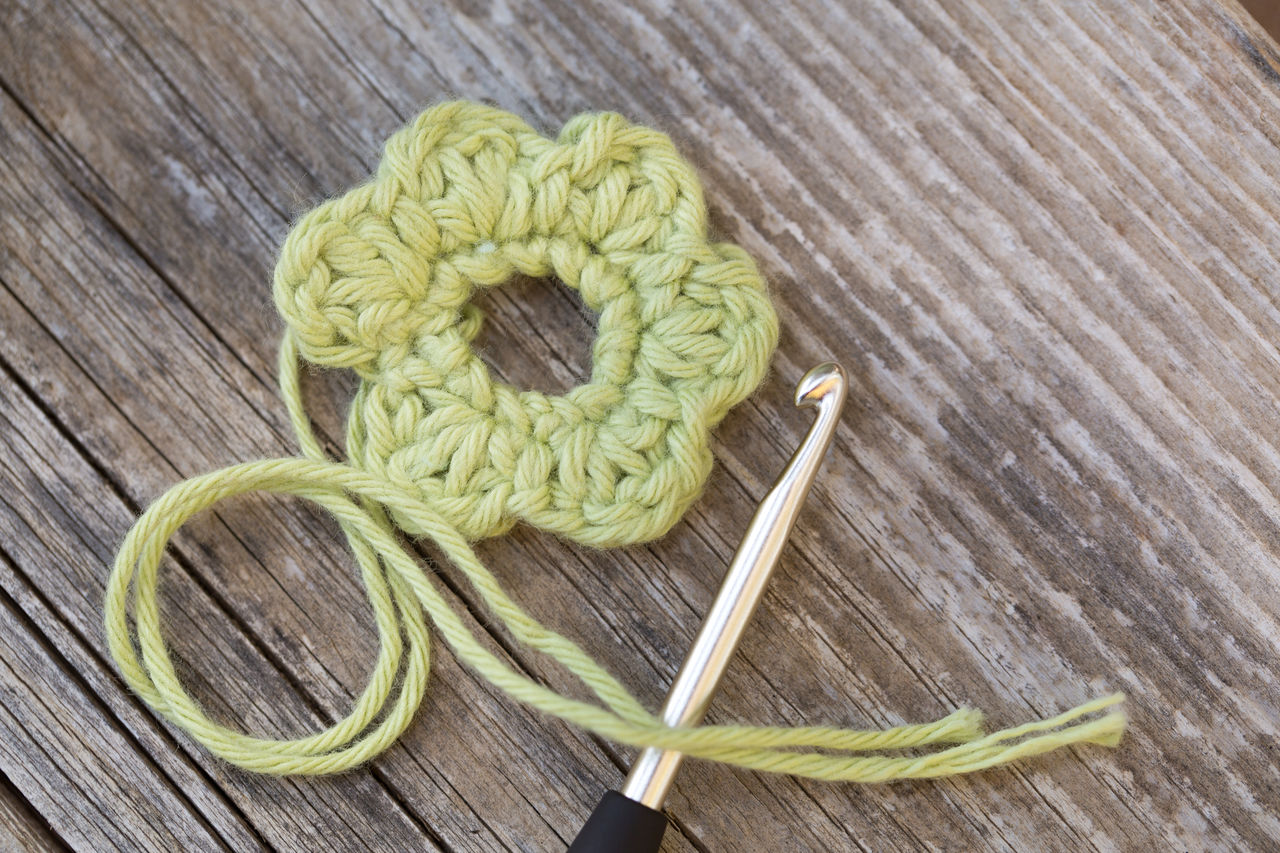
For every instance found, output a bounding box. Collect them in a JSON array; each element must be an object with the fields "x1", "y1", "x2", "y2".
[{"x1": 2, "y1": 0, "x2": 1278, "y2": 849}]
